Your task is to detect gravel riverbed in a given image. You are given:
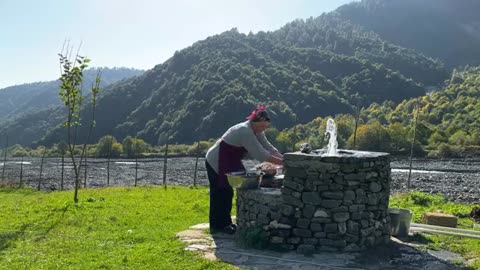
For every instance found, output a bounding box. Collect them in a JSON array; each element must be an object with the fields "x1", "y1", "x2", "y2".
[{"x1": 1, "y1": 156, "x2": 479, "y2": 204}]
